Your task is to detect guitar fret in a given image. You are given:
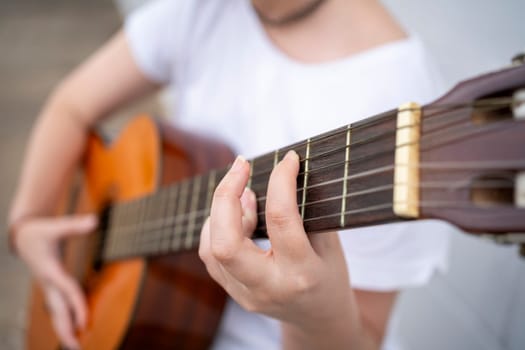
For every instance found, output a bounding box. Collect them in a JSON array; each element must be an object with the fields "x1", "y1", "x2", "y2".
[
  {"x1": 248, "y1": 160, "x2": 254, "y2": 188},
  {"x1": 172, "y1": 180, "x2": 189, "y2": 251},
  {"x1": 100, "y1": 108, "x2": 405, "y2": 262},
  {"x1": 162, "y1": 185, "x2": 178, "y2": 252},
  {"x1": 341, "y1": 125, "x2": 351, "y2": 227},
  {"x1": 143, "y1": 193, "x2": 158, "y2": 255},
  {"x1": 205, "y1": 169, "x2": 216, "y2": 216},
  {"x1": 121, "y1": 201, "x2": 134, "y2": 257},
  {"x1": 185, "y1": 176, "x2": 201, "y2": 249},
  {"x1": 135, "y1": 196, "x2": 146, "y2": 255},
  {"x1": 106, "y1": 203, "x2": 120, "y2": 258},
  {"x1": 301, "y1": 138, "x2": 311, "y2": 219},
  {"x1": 152, "y1": 190, "x2": 169, "y2": 253},
  {"x1": 143, "y1": 194, "x2": 158, "y2": 255},
  {"x1": 141, "y1": 195, "x2": 155, "y2": 254}
]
